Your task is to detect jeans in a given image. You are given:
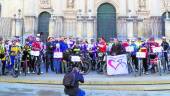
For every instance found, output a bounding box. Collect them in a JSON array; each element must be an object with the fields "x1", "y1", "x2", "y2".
[
  {"x1": 77, "y1": 88, "x2": 85, "y2": 96},
  {"x1": 8, "y1": 56, "x2": 15, "y2": 70},
  {"x1": 53, "y1": 58, "x2": 61, "y2": 73}
]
